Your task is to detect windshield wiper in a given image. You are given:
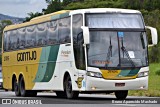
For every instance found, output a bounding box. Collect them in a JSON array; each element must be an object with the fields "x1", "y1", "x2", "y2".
[
  {"x1": 105, "y1": 36, "x2": 112, "y2": 68},
  {"x1": 121, "y1": 38, "x2": 135, "y2": 67}
]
